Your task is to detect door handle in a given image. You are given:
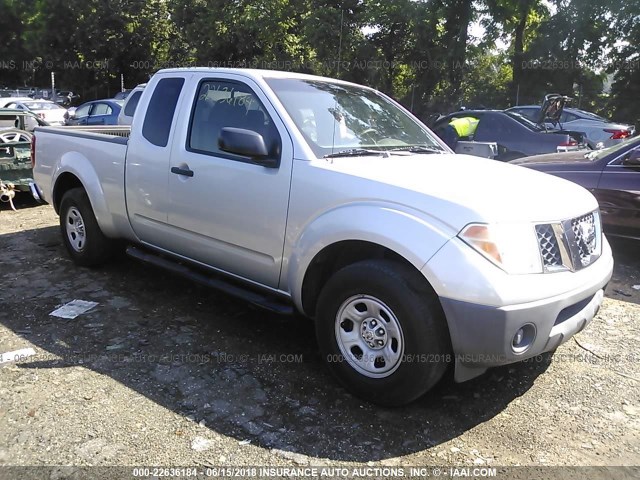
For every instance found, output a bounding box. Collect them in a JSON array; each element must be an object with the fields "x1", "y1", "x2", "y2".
[{"x1": 171, "y1": 166, "x2": 194, "y2": 177}]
